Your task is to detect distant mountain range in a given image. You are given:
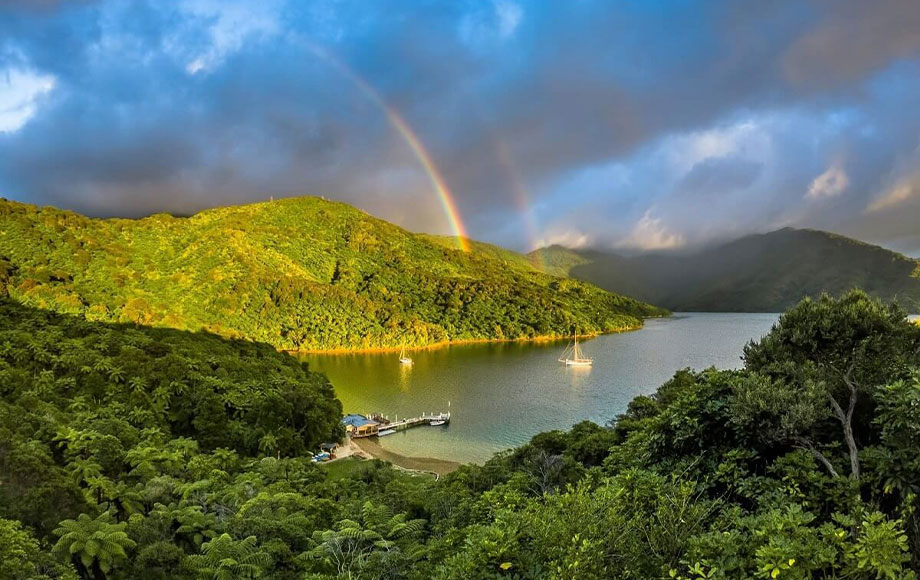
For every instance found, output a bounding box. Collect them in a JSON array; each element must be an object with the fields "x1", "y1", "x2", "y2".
[
  {"x1": 531, "y1": 228, "x2": 920, "y2": 312},
  {"x1": 0, "y1": 196, "x2": 665, "y2": 351}
]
